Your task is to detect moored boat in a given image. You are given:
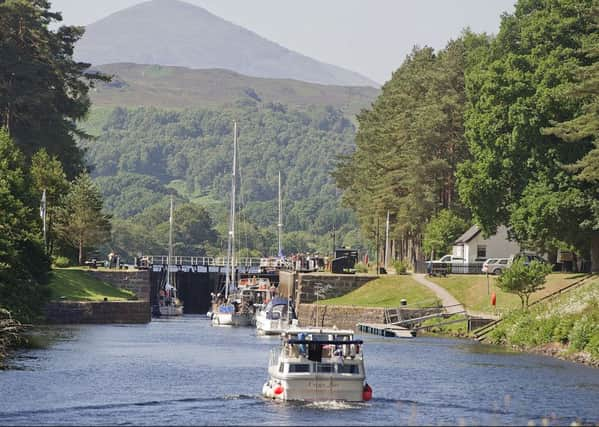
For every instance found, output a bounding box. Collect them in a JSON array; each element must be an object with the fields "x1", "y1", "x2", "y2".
[
  {"x1": 255, "y1": 297, "x2": 295, "y2": 335},
  {"x1": 157, "y1": 197, "x2": 184, "y2": 317},
  {"x1": 262, "y1": 327, "x2": 372, "y2": 402}
]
